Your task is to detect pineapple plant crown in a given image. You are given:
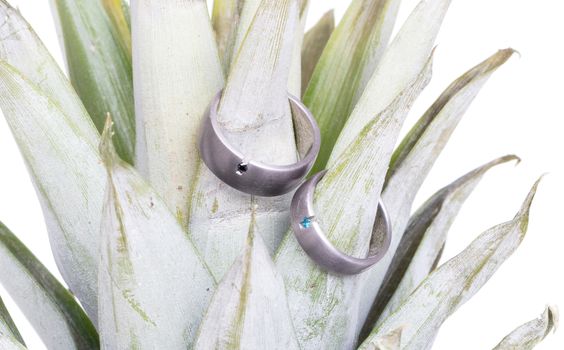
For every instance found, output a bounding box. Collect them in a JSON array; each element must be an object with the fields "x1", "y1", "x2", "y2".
[{"x1": 0, "y1": 0, "x2": 558, "y2": 349}]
